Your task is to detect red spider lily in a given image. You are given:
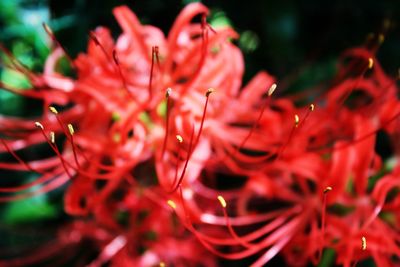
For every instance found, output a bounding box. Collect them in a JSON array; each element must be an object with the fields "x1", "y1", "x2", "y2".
[
  {"x1": 159, "y1": 47, "x2": 400, "y2": 267},
  {"x1": 1, "y1": 3, "x2": 400, "y2": 267},
  {"x1": 0, "y1": 3, "x2": 229, "y2": 266}
]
